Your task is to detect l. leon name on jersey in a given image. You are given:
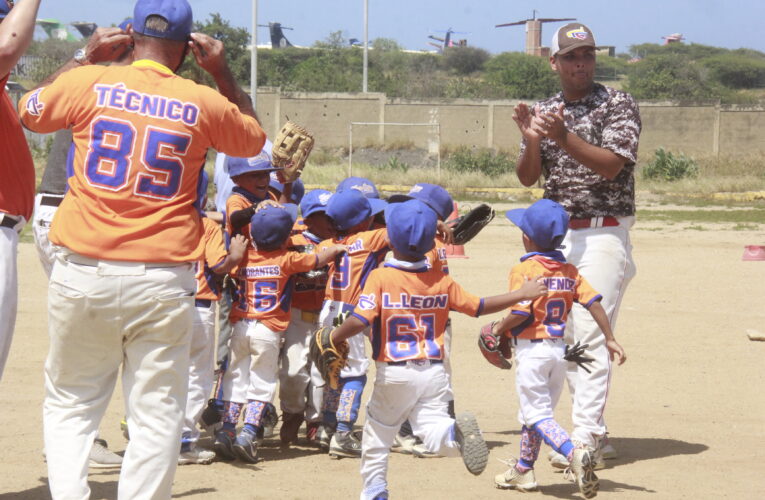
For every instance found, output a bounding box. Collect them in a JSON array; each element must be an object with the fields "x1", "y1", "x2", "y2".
[{"x1": 361, "y1": 292, "x2": 449, "y2": 310}]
